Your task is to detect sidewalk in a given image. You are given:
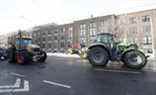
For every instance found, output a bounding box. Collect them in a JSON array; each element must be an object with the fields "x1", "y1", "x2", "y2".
[
  {"x1": 144, "y1": 57, "x2": 156, "y2": 71},
  {"x1": 47, "y1": 53, "x2": 80, "y2": 58}
]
